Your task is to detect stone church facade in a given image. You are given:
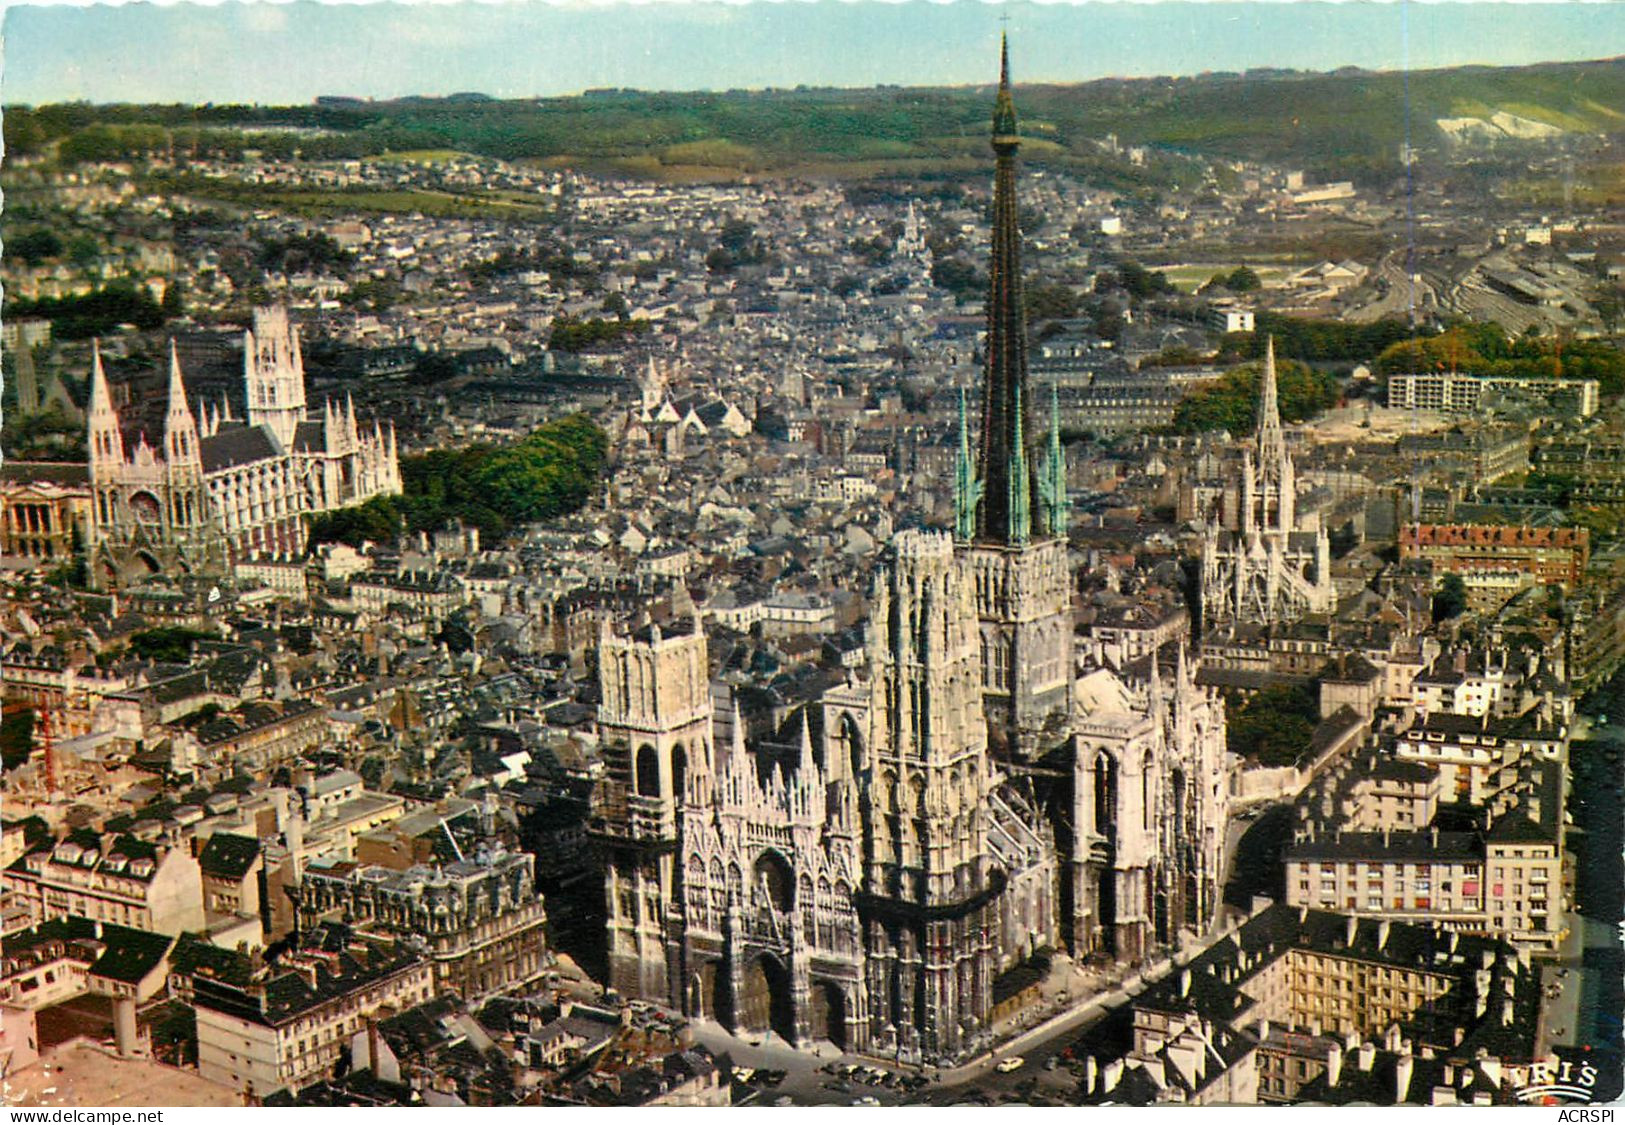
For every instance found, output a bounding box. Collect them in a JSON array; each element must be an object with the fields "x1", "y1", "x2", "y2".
[
  {"x1": 1199, "y1": 338, "x2": 1337, "y2": 634},
  {"x1": 86, "y1": 306, "x2": 400, "y2": 588},
  {"x1": 592, "y1": 533, "x2": 1057, "y2": 1063},
  {"x1": 589, "y1": 42, "x2": 1234, "y2": 1065}
]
